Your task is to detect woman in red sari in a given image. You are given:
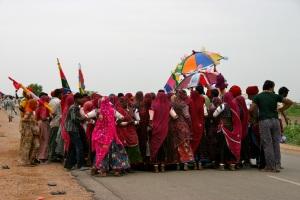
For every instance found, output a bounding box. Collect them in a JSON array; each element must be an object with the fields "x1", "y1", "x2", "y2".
[
  {"x1": 213, "y1": 92, "x2": 242, "y2": 170},
  {"x1": 134, "y1": 91, "x2": 151, "y2": 164},
  {"x1": 189, "y1": 87, "x2": 206, "y2": 169},
  {"x1": 230, "y1": 85, "x2": 250, "y2": 167},
  {"x1": 149, "y1": 91, "x2": 171, "y2": 172},
  {"x1": 115, "y1": 97, "x2": 142, "y2": 167}
]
